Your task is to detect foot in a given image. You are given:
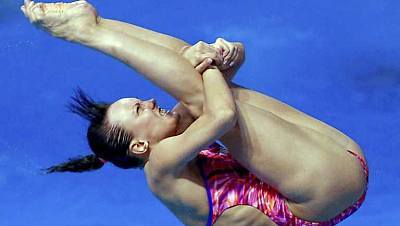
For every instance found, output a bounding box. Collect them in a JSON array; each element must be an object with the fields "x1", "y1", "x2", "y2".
[{"x1": 21, "y1": 0, "x2": 99, "y2": 42}]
